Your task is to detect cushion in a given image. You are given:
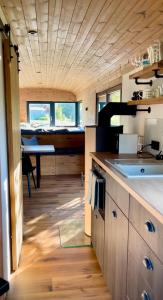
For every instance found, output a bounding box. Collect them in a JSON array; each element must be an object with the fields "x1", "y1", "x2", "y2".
[{"x1": 21, "y1": 136, "x2": 39, "y2": 145}]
